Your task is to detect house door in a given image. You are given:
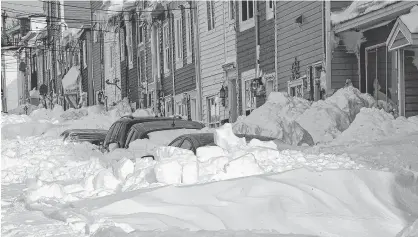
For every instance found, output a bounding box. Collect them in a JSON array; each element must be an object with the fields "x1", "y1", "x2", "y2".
[
  {"x1": 229, "y1": 79, "x2": 238, "y2": 122},
  {"x1": 365, "y1": 44, "x2": 396, "y2": 106}
]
